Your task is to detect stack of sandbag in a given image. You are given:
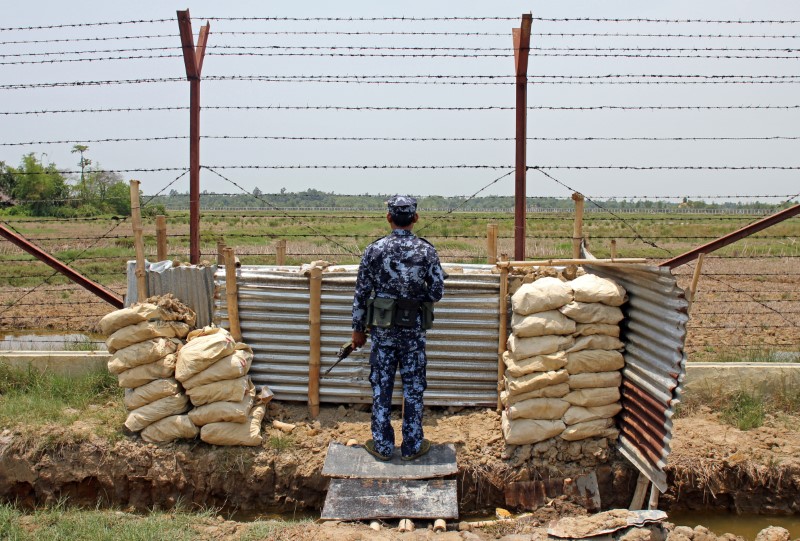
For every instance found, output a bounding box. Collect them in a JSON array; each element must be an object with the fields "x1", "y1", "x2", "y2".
[
  {"x1": 501, "y1": 273, "x2": 627, "y2": 446},
  {"x1": 99, "y1": 294, "x2": 197, "y2": 443},
  {"x1": 176, "y1": 326, "x2": 263, "y2": 446}
]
